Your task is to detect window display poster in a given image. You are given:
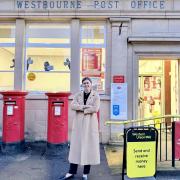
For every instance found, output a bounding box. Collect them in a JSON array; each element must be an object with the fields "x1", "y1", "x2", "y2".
[
  {"x1": 82, "y1": 48, "x2": 102, "y2": 77},
  {"x1": 91, "y1": 77, "x2": 103, "y2": 91},
  {"x1": 111, "y1": 83, "x2": 127, "y2": 120}
]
